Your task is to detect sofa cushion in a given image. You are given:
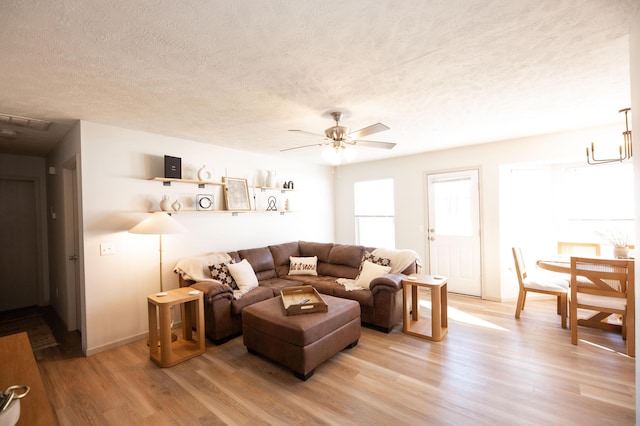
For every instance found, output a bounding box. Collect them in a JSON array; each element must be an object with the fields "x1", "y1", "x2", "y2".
[
  {"x1": 238, "y1": 247, "x2": 277, "y2": 280},
  {"x1": 230, "y1": 286, "x2": 274, "y2": 315},
  {"x1": 317, "y1": 263, "x2": 360, "y2": 279},
  {"x1": 332, "y1": 285, "x2": 375, "y2": 307},
  {"x1": 299, "y1": 241, "x2": 332, "y2": 263},
  {"x1": 269, "y1": 241, "x2": 300, "y2": 276},
  {"x1": 328, "y1": 244, "x2": 364, "y2": 269},
  {"x1": 227, "y1": 259, "x2": 259, "y2": 293},
  {"x1": 259, "y1": 278, "x2": 302, "y2": 296},
  {"x1": 288, "y1": 256, "x2": 318, "y2": 276}
]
